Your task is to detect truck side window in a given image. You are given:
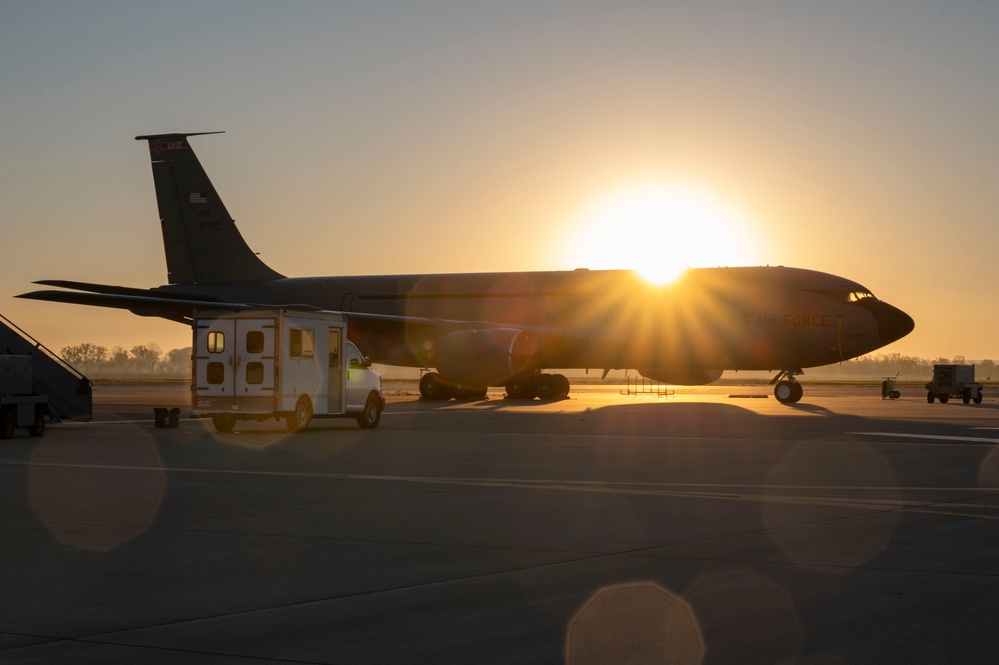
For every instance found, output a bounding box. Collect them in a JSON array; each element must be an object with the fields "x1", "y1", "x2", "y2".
[
  {"x1": 346, "y1": 342, "x2": 363, "y2": 369},
  {"x1": 207, "y1": 331, "x2": 224, "y2": 353},
  {"x1": 290, "y1": 329, "x2": 314, "y2": 358},
  {"x1": 329, "y1": 330, "x2": 340, "y2": 368}
]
